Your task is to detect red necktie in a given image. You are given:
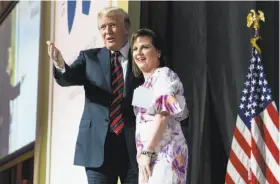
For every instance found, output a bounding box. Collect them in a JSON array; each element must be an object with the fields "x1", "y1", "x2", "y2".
[{"x1": 109, "y1": 51, "x2": 124, "y2": 134}]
